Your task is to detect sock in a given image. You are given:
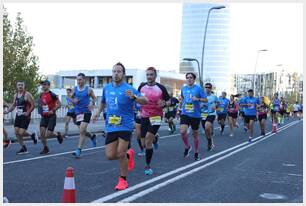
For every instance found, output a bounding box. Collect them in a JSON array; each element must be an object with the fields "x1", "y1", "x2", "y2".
[
  {"x1": 127, "y1": 141, "x2": 131, "y2": 149},
  {"x1": 181, "y1": 133, "x2": 190, "y2": 148},
  {"x1": 137, "y1": 139, "x2": 144, "y2": 151},
  {"x1": 120, "y1": 176, "x2": 127, "y2": 180},
  {"x1": 145, "y1": 148, "x2": 153, "y2": 166},
  {"x1": 193, "y1": 138, "x2": 199, "y2": 153}
]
